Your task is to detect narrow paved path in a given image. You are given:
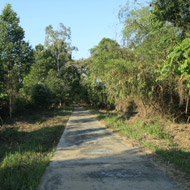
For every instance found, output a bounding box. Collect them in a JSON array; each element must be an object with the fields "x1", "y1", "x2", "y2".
[{"x1": 38, "y1": 106, "x2": 180, "y2": 190}]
